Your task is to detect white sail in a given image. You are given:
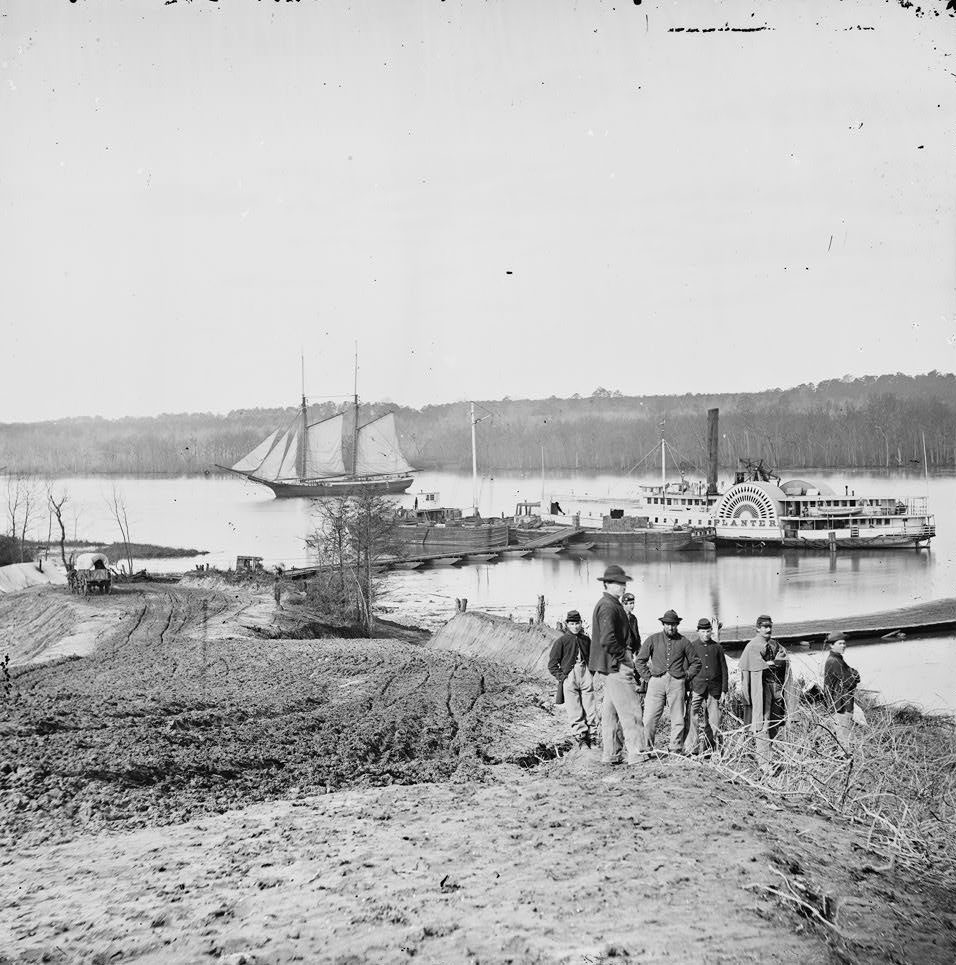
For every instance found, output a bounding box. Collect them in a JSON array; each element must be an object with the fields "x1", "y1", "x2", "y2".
[
  {"x1": 255, "y1": 430, "x2": 292, "y2": 481},
  {"x1": 305, "y1": 414, "x2": 346, "y2": 477},
  {"x1": 276, "y1": 430, "x2": 300, "y2": 480},
  {"x1": 231, "y1": 429, "x2": 279, "y2": 474},
  {"x1": 353, "y1": 413, "x2": 415, "y2": 476}
]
